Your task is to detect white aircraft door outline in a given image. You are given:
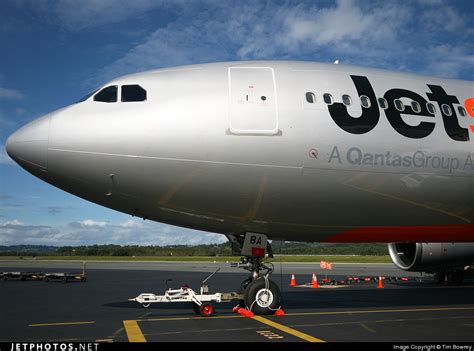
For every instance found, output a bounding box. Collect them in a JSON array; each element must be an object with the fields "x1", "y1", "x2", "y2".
[{"x1": 228, "y1": 67, "x2": 279, "y2": 135}]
